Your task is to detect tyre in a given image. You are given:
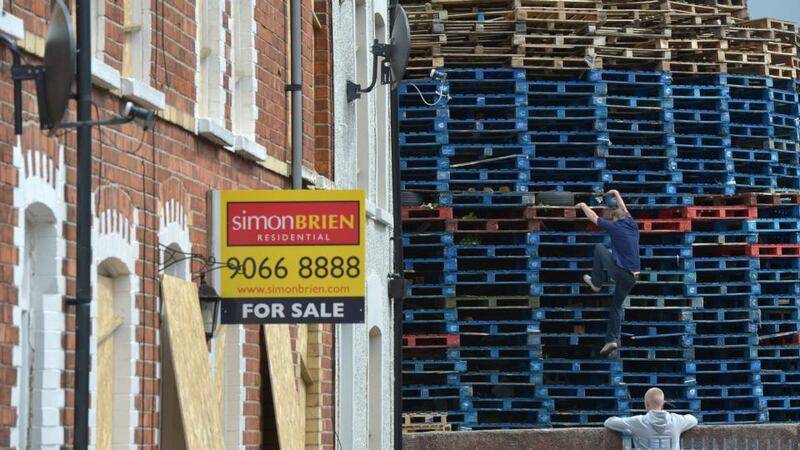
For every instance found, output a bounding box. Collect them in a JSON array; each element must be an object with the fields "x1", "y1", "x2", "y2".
[{"x1": 400, "y1": 190, "x2": 424, "y2": 207}]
